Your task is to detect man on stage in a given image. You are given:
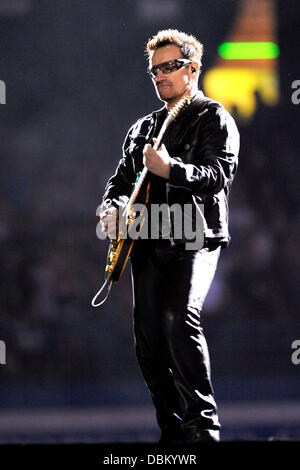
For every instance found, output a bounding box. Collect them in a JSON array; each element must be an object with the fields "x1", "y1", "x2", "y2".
[{"x1": 100, "y1": 29, "x2": 240, "y2": 443}]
